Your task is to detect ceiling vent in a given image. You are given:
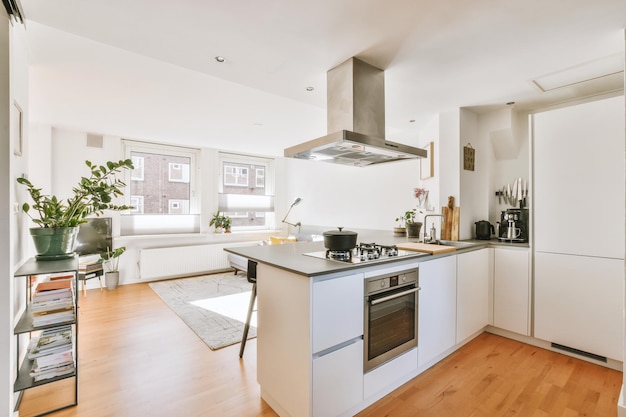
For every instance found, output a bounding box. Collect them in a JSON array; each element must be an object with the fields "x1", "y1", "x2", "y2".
[{"x1": 532, "y1": 54, "x2": 624, "y2": 92}]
